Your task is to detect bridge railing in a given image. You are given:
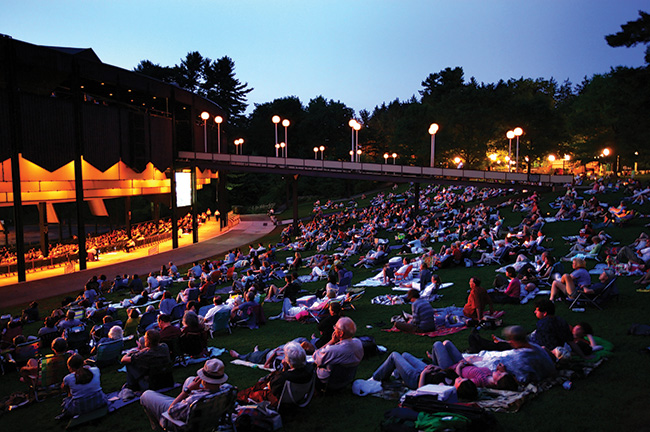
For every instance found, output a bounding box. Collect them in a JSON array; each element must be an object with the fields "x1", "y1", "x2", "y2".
[{"x1": 182, "y1": 152, "x2": 573, "y2": 186}]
